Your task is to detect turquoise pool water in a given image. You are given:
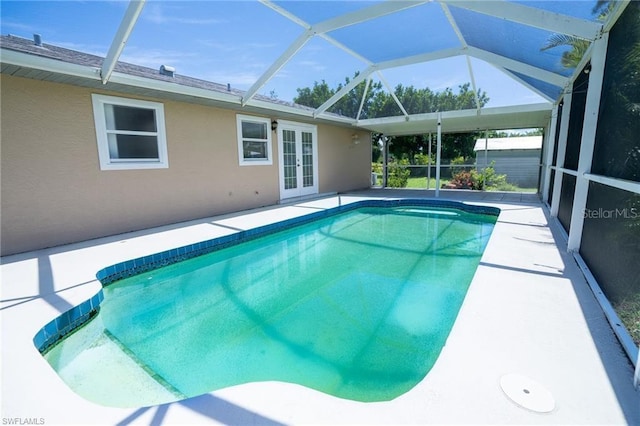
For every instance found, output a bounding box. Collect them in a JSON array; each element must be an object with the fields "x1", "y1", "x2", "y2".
[{"x1": 43, "y1": 203, "x2": 497, "y2": 407}]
